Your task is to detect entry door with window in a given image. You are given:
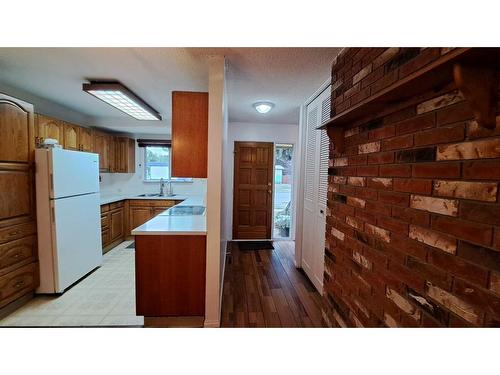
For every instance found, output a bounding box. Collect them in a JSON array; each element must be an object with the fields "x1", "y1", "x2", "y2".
[
  {"x1": 301, "y1": 85, "x2": 331, "y2": 292},
  {"x1": 233, "y1": 142, "x2": 274, "y2": 239}
]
